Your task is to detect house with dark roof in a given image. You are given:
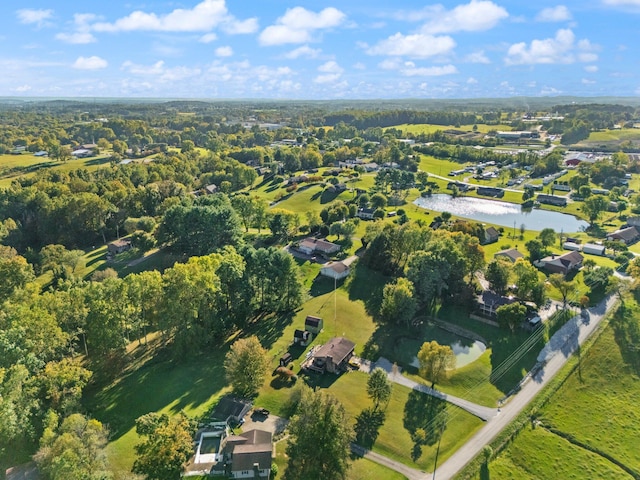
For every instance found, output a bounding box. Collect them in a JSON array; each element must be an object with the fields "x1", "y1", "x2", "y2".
[
  {"x1": 477, "y1": 186, "x2": 504, "y2": 198},
  {"x1": 537, "y1": 251, "x2": 583, "y2": 276},
  {"x1": 357, "y1": 207, "x2": 376, "y2": 220},
  {"x1": 494, "y1": 248, "x2": 524, "y2": 263},
  {"x1": 212, "y1": 396, "x2": 252, "y2": 424},
  {"x1": 184, "y1": 426, "x2": 272, "y2": 479},
  {"x1": 225, "y1": 430, "x2": 272, "y2": 479},
  {"x1": 304, "y1": 316, "x2": 323, "y2": 334},
  {"x1": 477, "y1": 291, "x2": 517, "y2": 318},
  {"x1": 306, "y1": 337, "x2": 355, "y2": 374},
  {"x1": 483, "y1": 226, "x2": 500, "y2": 245},
  {"x1": 606, "y1": 226, "x2": 640, "y2": 245},
  {"x1": 536, "y1": 194, "x2": 567, "y2": 207}
]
